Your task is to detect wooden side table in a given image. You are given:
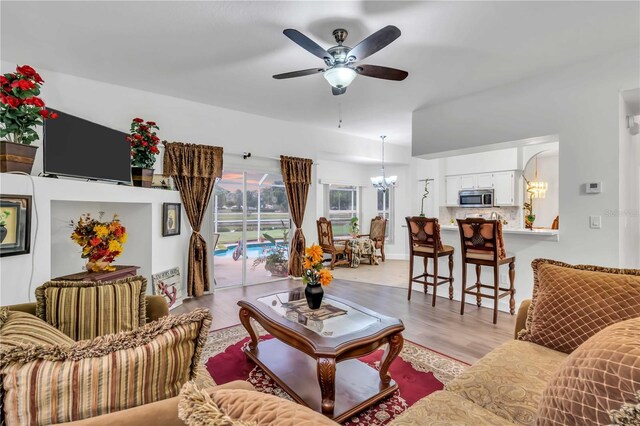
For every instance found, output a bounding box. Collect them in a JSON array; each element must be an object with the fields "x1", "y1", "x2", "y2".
[{"x1": 53, "y1": 265, "x2": 140, "y2": 282}]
